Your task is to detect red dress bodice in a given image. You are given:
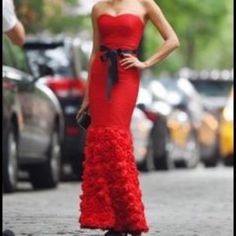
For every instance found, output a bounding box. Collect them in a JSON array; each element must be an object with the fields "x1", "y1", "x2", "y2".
[
  {"x1": 88, "y1": 14, "x2": 145, "y2": 129},
  {"x1": 98, "y1": 13, "x2": 145, "y2": 49}
]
